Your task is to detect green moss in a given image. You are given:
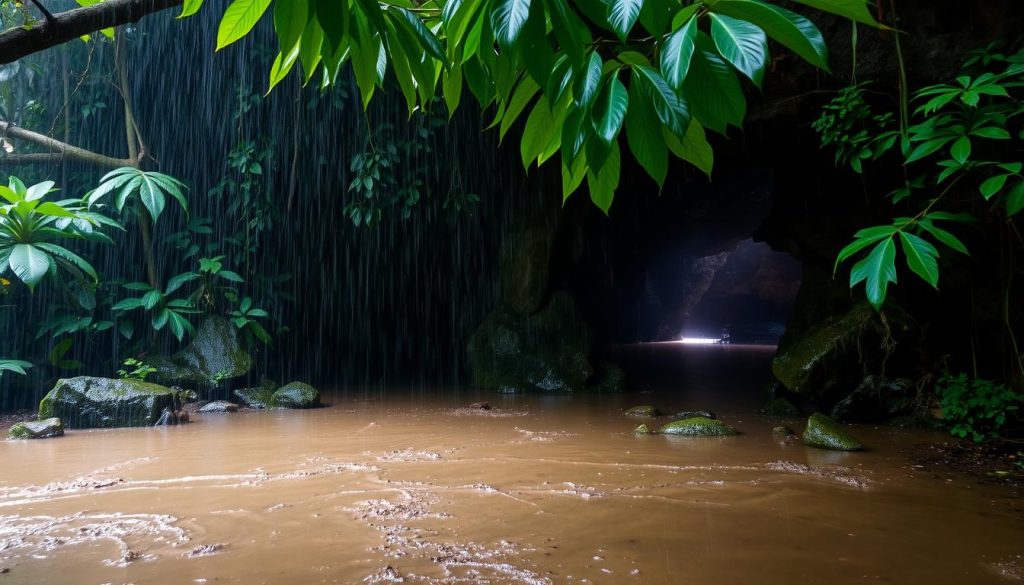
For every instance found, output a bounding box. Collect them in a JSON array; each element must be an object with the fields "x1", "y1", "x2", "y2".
[
  {"x1": 39, "y1": 377, "x2": 177, "y2": 428},
  {"x1": 8, "y1": 418, "x2": 64, "y2": 439},
  {"x1": 802, "y1": 413, "x2": 864, "y2": 451},
  {"x1": 271, "y1": 382, "x2": 320, "y2": 408},
  {"x1": 772, "y1": 303, "x2": 875, "y2": 393},
  {"x1": 233, "y1": 379, "x2": 277, "y2": 409},
  {"x1": 659, "y1": 417, "x2": 739, "y2": 437},
  {"x1": 625, "y1": 405, "x2": 661, "y2": 417}
]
